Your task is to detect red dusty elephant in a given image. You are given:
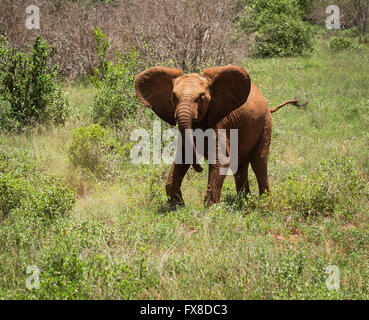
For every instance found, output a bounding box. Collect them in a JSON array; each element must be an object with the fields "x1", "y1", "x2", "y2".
[{"x1": 135, "y1": 65, "x2": 307, "y2": 206}]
